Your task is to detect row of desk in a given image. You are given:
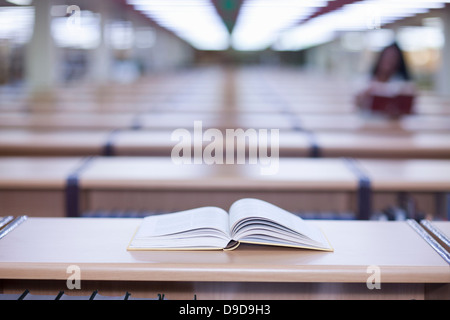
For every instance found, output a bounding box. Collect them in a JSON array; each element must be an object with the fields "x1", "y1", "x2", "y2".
[
  {"x1": 0, "y1": 217, "x2": 448, "y2": 300},
  {"x1": 0, "y1": 156, "x2": 449, "y2": 220},
  {"x1": 0, "y1": 112, "x2": 449, "y2": 133},
  {"x1": 0, "y1": 129, "x2": 449, "y2": 159},
  {"x1": 1, "y1": 91, "x2": 449, "y2": 114},
  {"x1": 1, "y1": 67, "x2": 450, "y2": 115},
  {"x1": 0, "y1": 67, "x2": 449, "y2": 300}
]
